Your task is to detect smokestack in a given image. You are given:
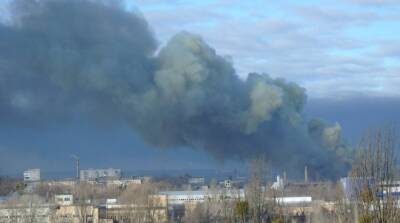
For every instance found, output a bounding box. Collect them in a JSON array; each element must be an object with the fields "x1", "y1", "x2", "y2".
[
  {"x1": 283, "y1": 171, "x2": 287, "y2": 184},
  {"x1": 76, "y1": 158, "x2": 80, "y2": 180},
  {"x1": 304, "y1": 166, "x2": 308, "y2": 184},
  {"x1": 71, "y1": 155, "x2": 80, "y2": 181}
]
